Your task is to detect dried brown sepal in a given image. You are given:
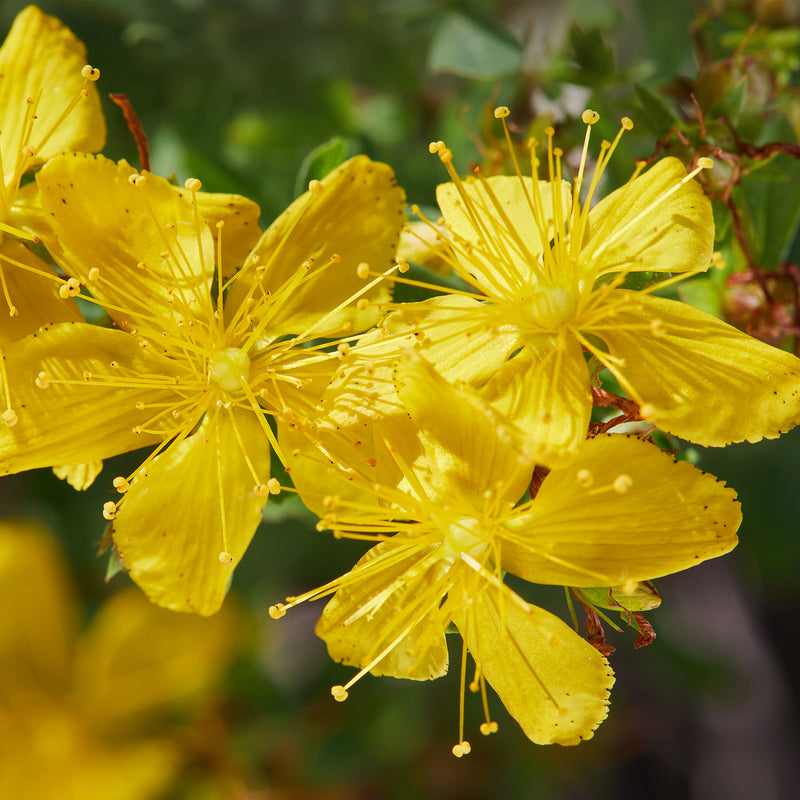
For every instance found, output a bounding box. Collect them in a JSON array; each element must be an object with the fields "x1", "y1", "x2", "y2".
[{"x1": 110, "y1": 93, "x2": 150, "y2": 172}]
